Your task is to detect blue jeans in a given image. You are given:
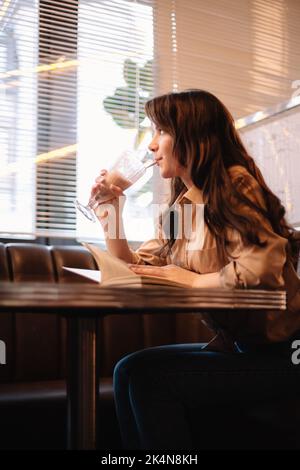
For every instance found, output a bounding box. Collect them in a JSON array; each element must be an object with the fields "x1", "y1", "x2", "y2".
[{"x1": 113, "y1": 342, "x2": 300, "y2": 450}]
